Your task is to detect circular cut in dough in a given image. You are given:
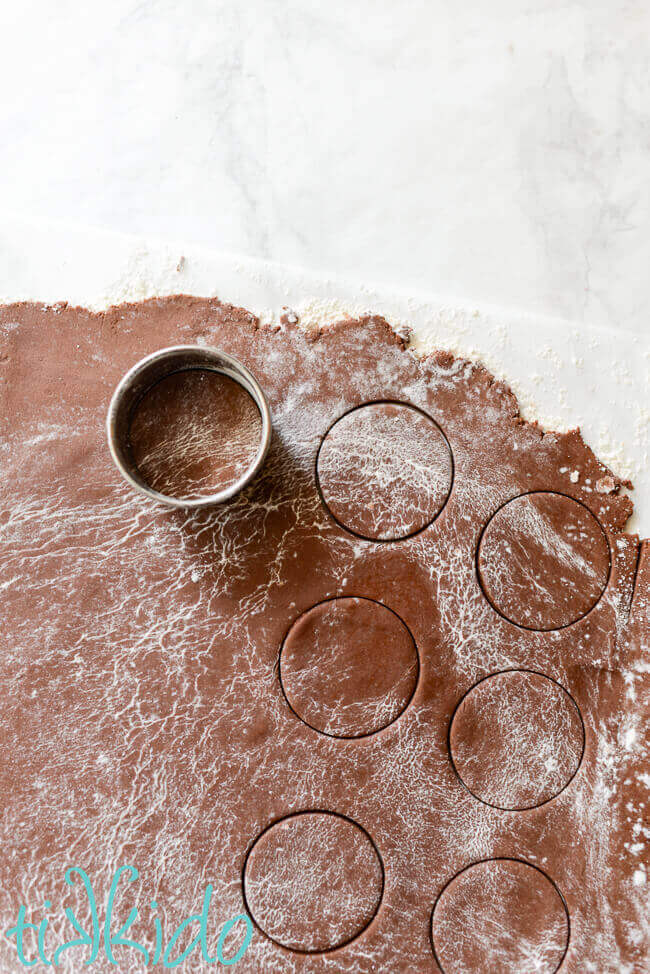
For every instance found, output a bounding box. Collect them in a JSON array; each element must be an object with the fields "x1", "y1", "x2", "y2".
[
  {"x1": 477, "y1": 491, "x2": 610, "y2": 630},
  {"x1": 316, "y1": 401, "x2": 452, "y2": 541},
  {"x1": 280, "y1": 597, "x2": 419, "y2": 738},
  {"x1": 243, "y1": 811, "x2": 383, "y2": 952},
  {"x1": 431, "y1": 859, "x2": 569, "y2": 974},
  {"x1": 449, "y1": 670, "x2": 584, "y2": 810}
]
